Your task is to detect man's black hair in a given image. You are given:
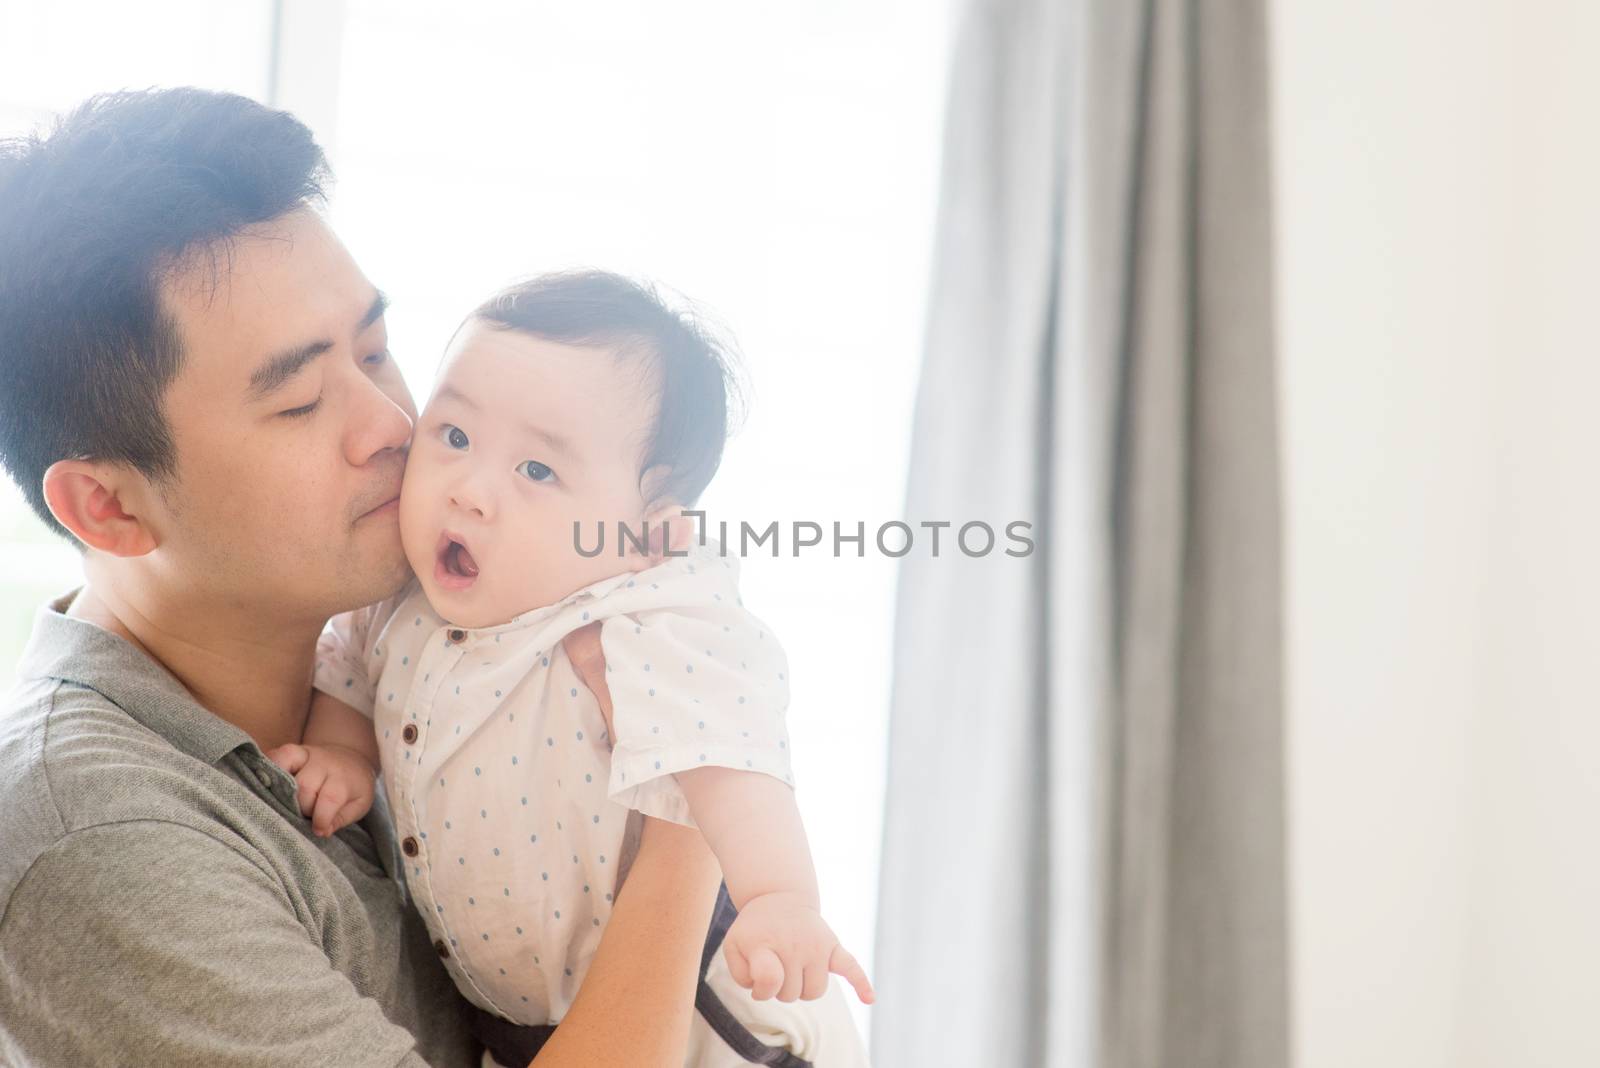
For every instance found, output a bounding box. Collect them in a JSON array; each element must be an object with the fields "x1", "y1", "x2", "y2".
[
  {"x1": 0, "y1": 87, "x2": 330, "y2": 540},
  {"x1": 473, "y1": 271, "x2": 743, "y2": 508}
]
